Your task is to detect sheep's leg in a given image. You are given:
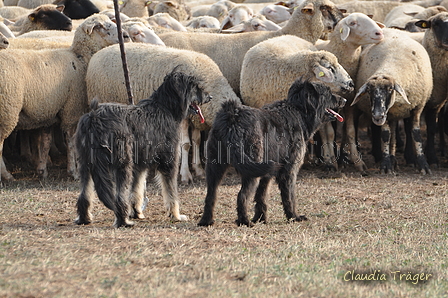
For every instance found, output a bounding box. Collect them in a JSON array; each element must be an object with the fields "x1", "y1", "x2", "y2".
[
  {"x1": 0, "y1": 140, "x2": 14, "y2": 183},
  {"x1": 236, "y1": 176, "x2": 258, "y2": 227},
  {"x1": 343, "y1": 105, "x2": 366, "y2": 171},
  {"x1": 179, "y1": 120, "x2": 193, "y2": 185},
  {"x1": 277, "y1": 164, "x2": 307, "y2": 222},
  {"x1": 424, "y1": 107, "x2": 439, "y2": 166},
  {"x1": 191, "y1": 127, "x2": 205, "y2": 178},
  {"x1": 379, "y1": 122, "x2": 395, "y2": 174},
  {"x1": 318, "y1": 123, "x2": 338, "y2": 171},
  {"x1": 130, "y1": 168, "x2": 148, "y2": 219},
  {"x1": 35, "y1": 127, "x2": 53, "y2": 179},
  {"x1": 252, "y1": 176, "x2": 272, "y2": 224},
  {"x1": 410, "y1": 109, "x2": 431, "y2": 175},
  {"x1": 65, "y1": 127, "x2": 79, "y2": 180}
]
